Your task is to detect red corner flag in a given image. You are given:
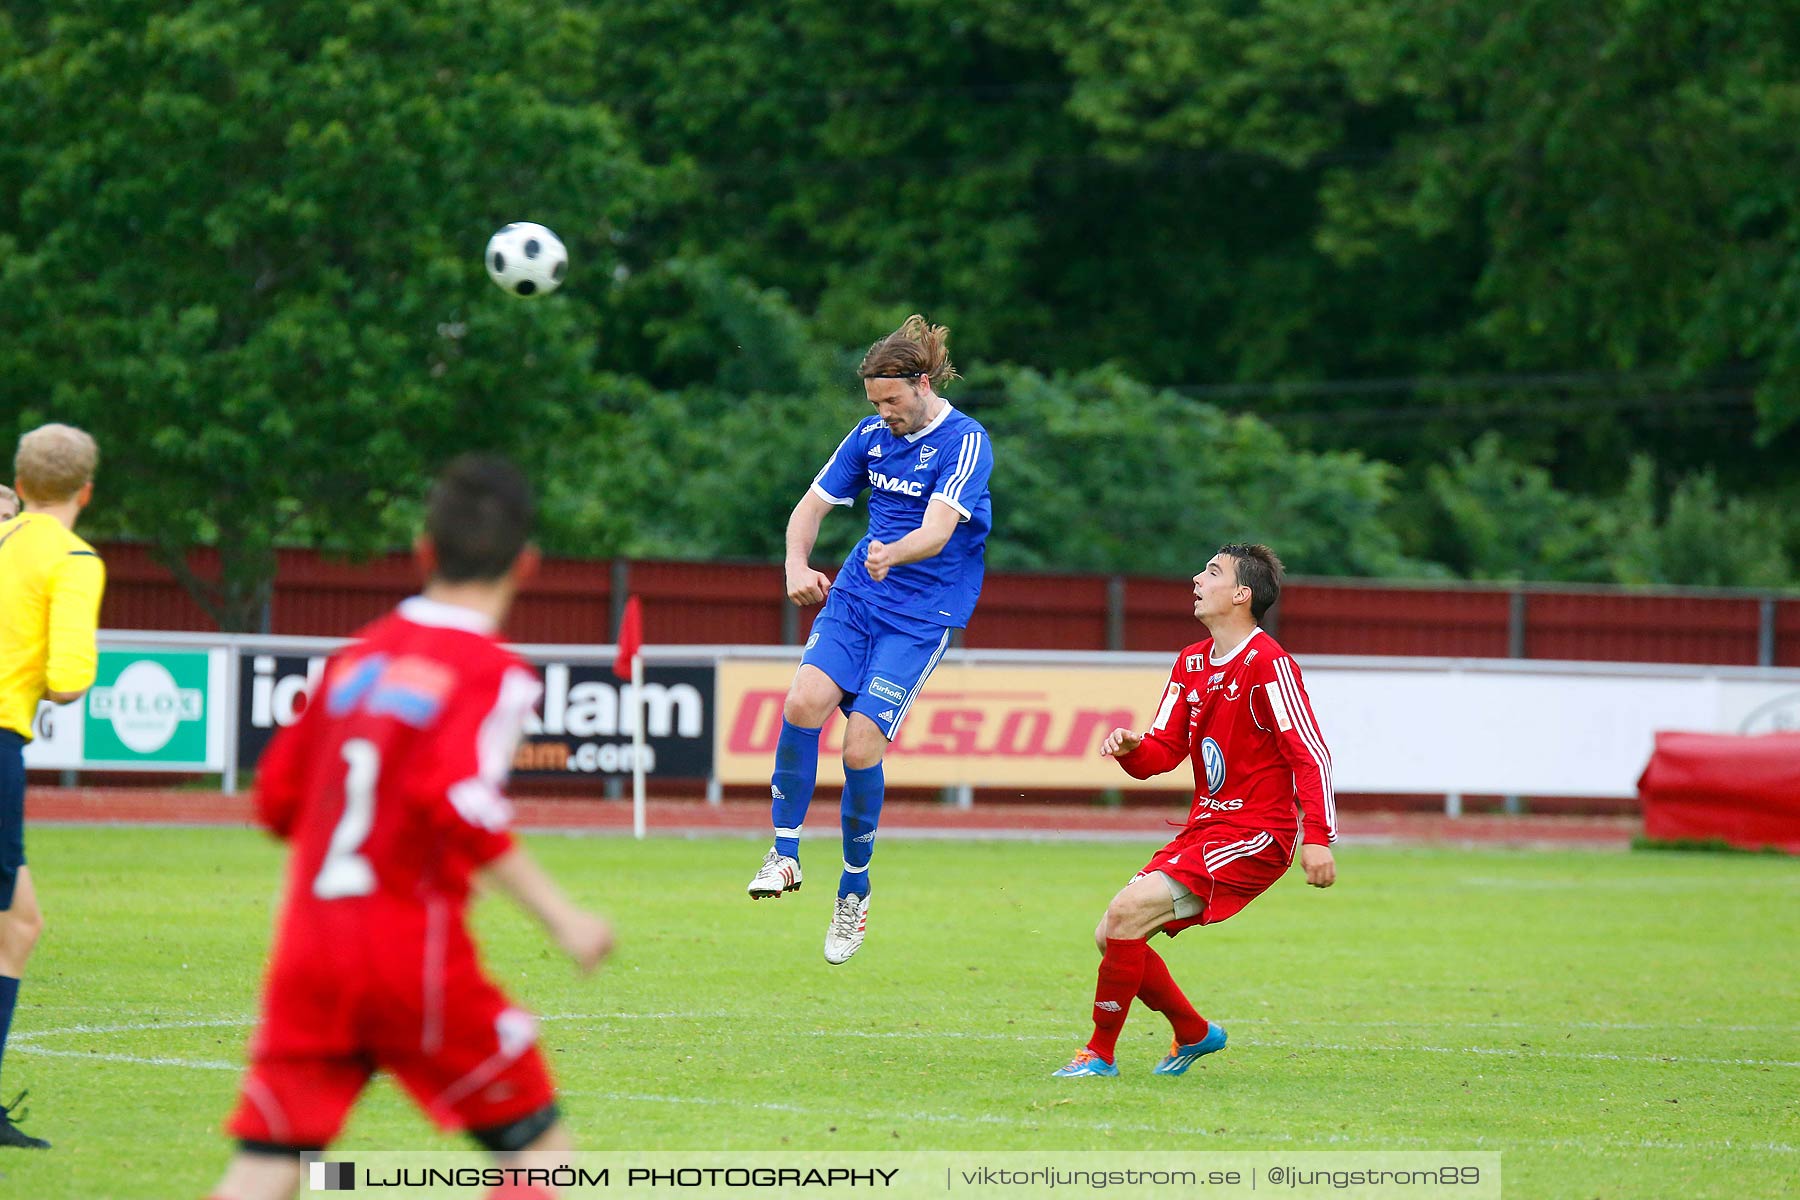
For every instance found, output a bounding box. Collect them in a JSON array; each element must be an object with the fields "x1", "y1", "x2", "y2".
[{"x1": 612, "y1": 595, "x2": 643, "y2": 681}]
